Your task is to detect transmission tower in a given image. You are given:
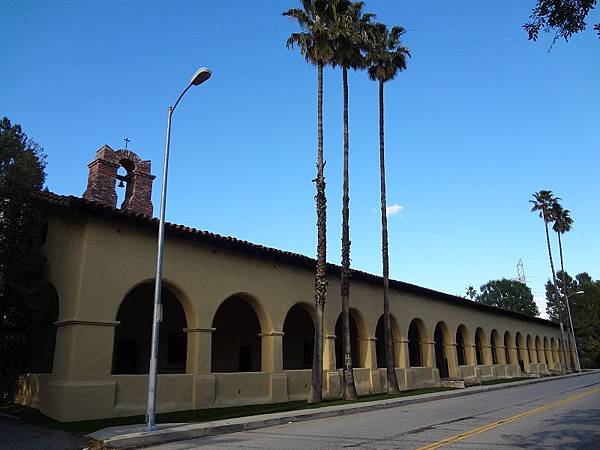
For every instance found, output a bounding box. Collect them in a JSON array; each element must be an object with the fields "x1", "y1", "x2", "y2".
[{"x1": 517, "y1": 258, "x2": 526, "y2": 284}]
